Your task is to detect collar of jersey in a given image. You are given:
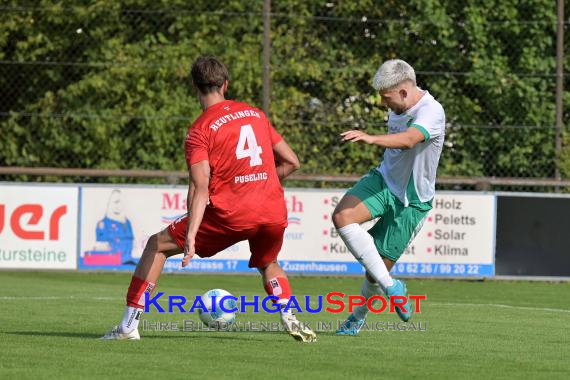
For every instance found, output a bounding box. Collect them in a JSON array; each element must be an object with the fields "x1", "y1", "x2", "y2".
[{"x1": 206, "y1": 99, "x2": 233, "y2": 112}]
